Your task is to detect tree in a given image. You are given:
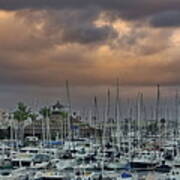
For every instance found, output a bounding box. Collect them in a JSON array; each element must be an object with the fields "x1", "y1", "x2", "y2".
[
  {"x1": 59, "y1": 111, "x2": 68, "y2": 119},
  {"x1": 39, "y1": 106, "x2": 51, "y2": 118},
  {"x1": 13, "y1": 102, "x2": 31, "y2": 145},
  {"x1": 29, "y1": 113, "x2": 38, "y2": 137},
  {"x1": 39, "y1": 106, "x2": 52, "y2": 142},
  {"x1": 29, "y1": 113, "x2": 38, "y2": 121},
  {"x1": 13, "y1": 102, "x2": 31, "y2": 122}
]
